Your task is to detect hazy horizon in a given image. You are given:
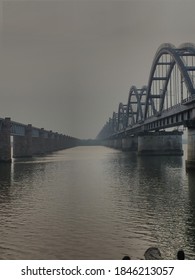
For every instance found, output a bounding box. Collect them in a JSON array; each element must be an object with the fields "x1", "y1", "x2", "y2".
[{"x1": 1, "y1": 0, "x2": 195, "y2": 139}]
